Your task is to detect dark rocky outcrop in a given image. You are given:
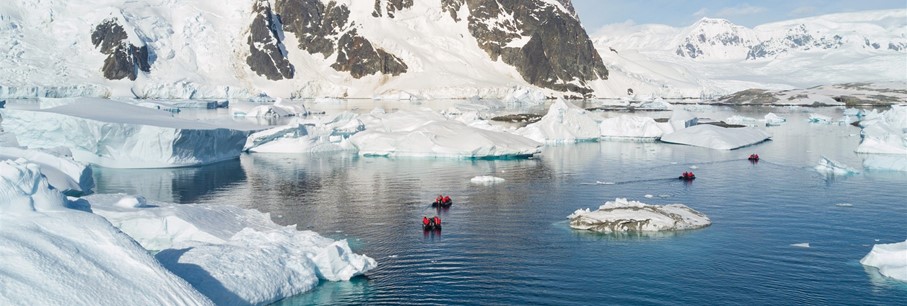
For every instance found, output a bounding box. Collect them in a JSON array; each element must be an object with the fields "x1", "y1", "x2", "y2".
[
  {"x1": 371, "y1": 0, "x2": 414, "y2": 18},
  {"x1": 91, "y1": 19, "x2": 150, "y2": 81},
  {"x1": 247, "y1": 0, "x2": 294, "y2": 80},
  {"x1": 275, "y1": 0, "x2": 407, "y2": 78},
  {"x1": 446, "y1": 0, "x2": 607, "y2": 96}
]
